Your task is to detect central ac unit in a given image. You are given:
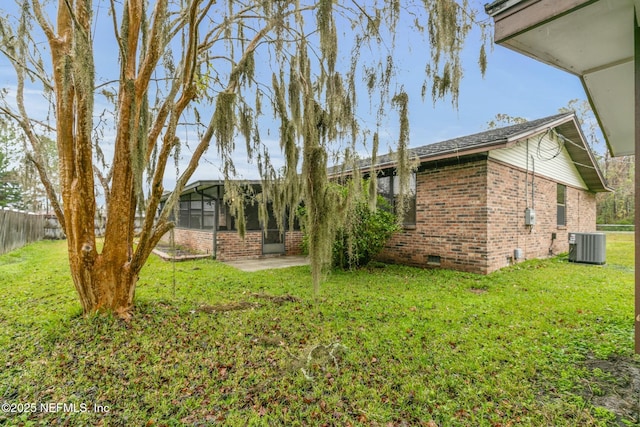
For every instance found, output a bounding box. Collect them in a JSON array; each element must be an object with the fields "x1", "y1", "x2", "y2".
[{"x1": 568, "y1": 232, "x2": 606, "y2": 264}]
